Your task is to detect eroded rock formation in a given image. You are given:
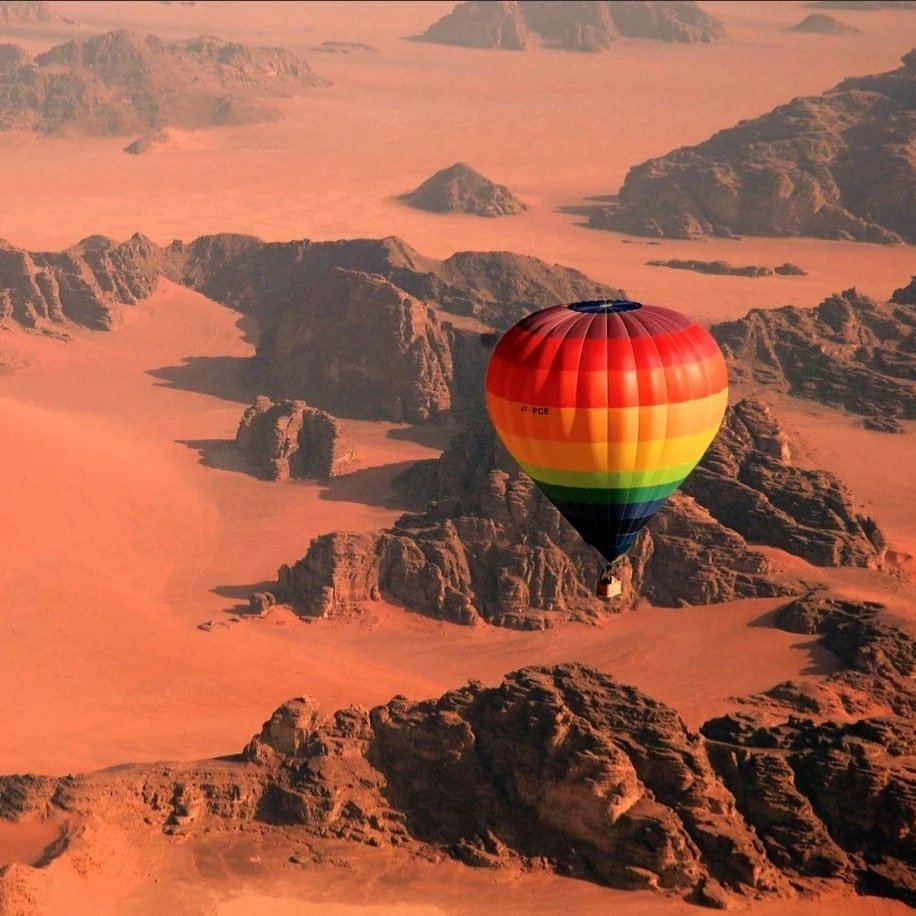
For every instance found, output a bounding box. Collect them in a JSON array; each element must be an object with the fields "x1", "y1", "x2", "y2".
[
  {"x1": 4, "y1": 621, "x2": 915, "y2": 909},
  {"x1": 165, "y1": 232, "x2": 618, "y2": 331},
  {"x1": 647, "y1": 259, "x2": 806, "y2": 277},
  {"x1": 271, "y1": 398, "x2": 793, "y2": 628},
  {"x1": 0, "y1": 233, "x2": 162, "y2": 330},
  {"x1": 587, "y1": 52, "x2": 916, "y2": 243},
  {"x1": 253, "y1": 270, "x2": 454, "y2": 423},
  {"x1": 0, "y1": 1, "x2": 75, "y2": 24},
  {"x1": 787, "y1": 13, "x2": 860, "y2": 33},
  {"x1": 711, "y1": 288, "x2": 916, "y2": 423},
  {"x1": 683, "y1": 399, "x2": 886, "y2": 567},
  {"x1": 399, "y1": 162, "x2": 527, "y2": 217},
  {"x1": 0, "y1": 29, "x2": 325, "y2": 135},
  {"x1": 703, "y1": 594, "x2": 916, "y2": 905},
  {"x1": 236, "y1": 397, "x2": 357, "y2": 480},
  {"x1": 416, "y1": 1, "x2": 723, "y2": 51}
]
